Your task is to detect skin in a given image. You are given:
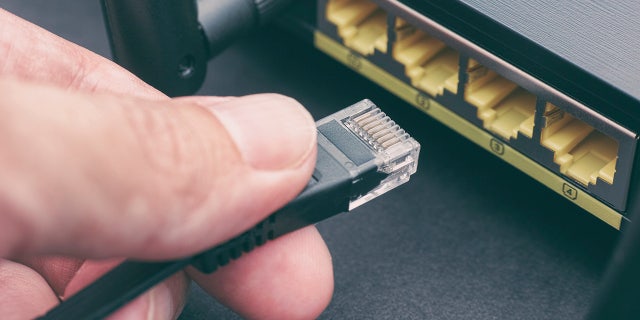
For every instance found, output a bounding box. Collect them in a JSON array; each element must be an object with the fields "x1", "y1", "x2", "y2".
[{"x1": 0, "y1": 8, "x2": 333, "y2": 320}]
